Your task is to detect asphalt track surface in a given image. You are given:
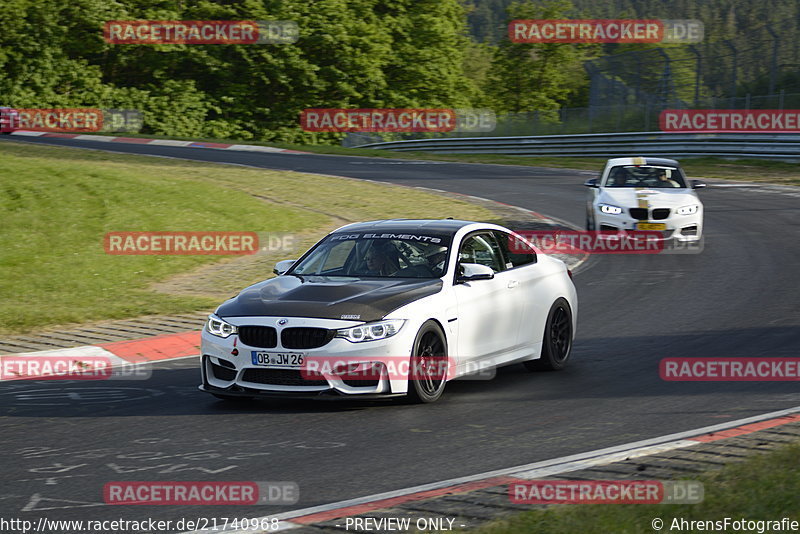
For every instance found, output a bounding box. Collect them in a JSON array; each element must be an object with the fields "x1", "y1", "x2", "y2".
[{"x1": 1, "y1": 136, "x2": 799, "y2": 529}]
